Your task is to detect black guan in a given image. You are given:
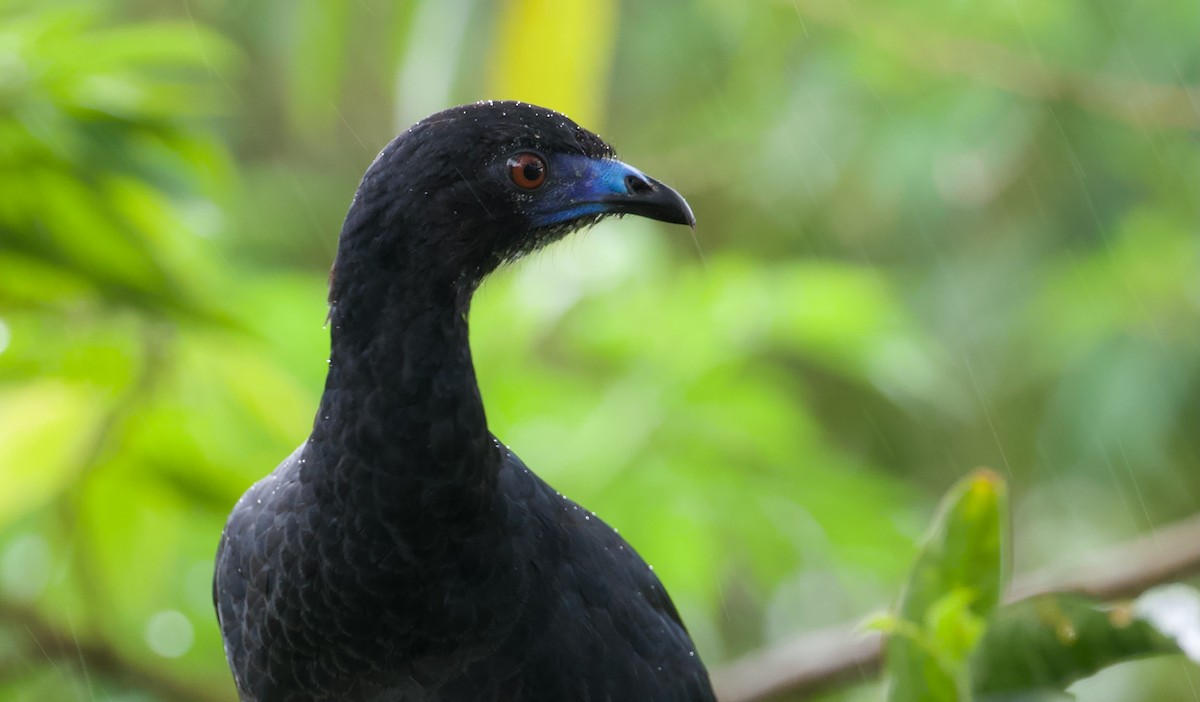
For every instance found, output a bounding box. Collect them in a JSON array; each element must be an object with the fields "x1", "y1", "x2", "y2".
[{"x1": 214, "y1": 101, "x2": 715, "y2": 701}]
